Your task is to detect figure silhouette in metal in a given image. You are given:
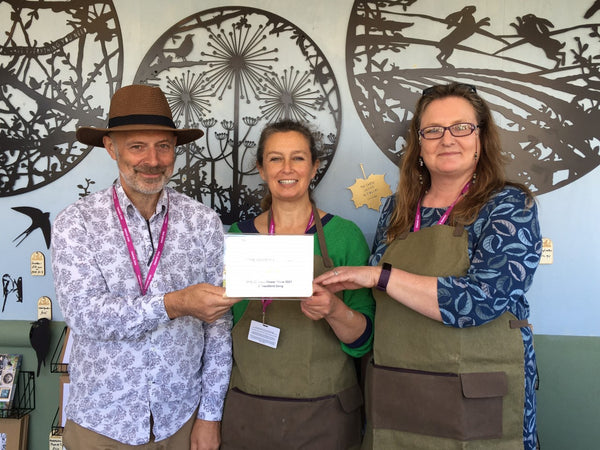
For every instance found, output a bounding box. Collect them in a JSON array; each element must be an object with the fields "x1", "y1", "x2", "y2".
[
  {"x1": 29, "y1": 317, "x2": 50, "y2": 376},
  {"x1": 346, "y1": 0, "x2": 600, "y2": 195},
  {"x1": 135, "y1": 7, "x2": 341, "y2": 225},
  {"x1": 504, "y1": 15, "x2": 566, "y2": 68},
  {"x1": 77, "y1": 178, "x2": 97, "y2": 198},
  {"x1": 163, "y1": 34, "x2": 195, "y2": 61},
  {"x1": 2, "y1": 274, "x2": 22, "y2": 313},
  {"x1": 436, "y1": 6, "x2": 490, "y2": 68},
  {"x1": 0, "y1": 0, "x2": 123, "y2": 197},
  {"x1": 11, "y1": 206, "x2": 51, "y2": 249}
]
